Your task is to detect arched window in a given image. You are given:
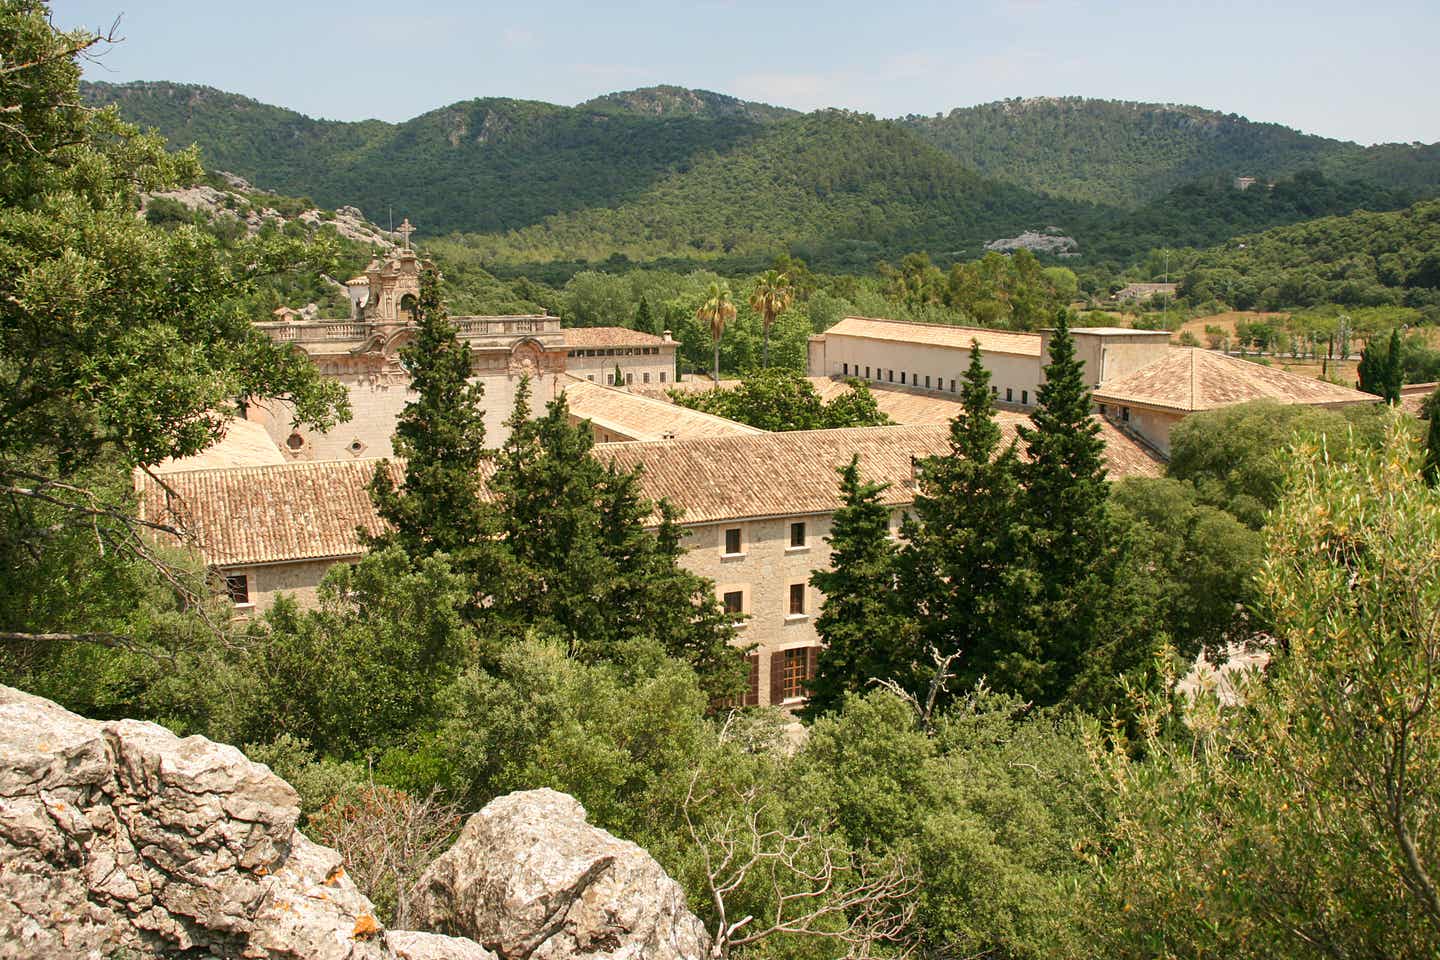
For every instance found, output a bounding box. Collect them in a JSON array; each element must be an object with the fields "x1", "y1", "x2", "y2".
[{"x1": 398, "y1": 293, "x2": 418, "y2": 321}]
